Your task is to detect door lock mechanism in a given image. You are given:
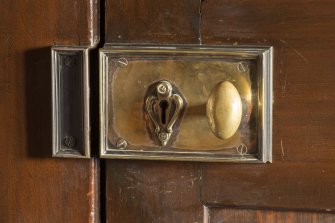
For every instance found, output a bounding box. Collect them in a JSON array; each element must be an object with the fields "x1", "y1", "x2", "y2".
[{"x1": 52, "y1": 45, "x2": 273, "y2": 163}]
